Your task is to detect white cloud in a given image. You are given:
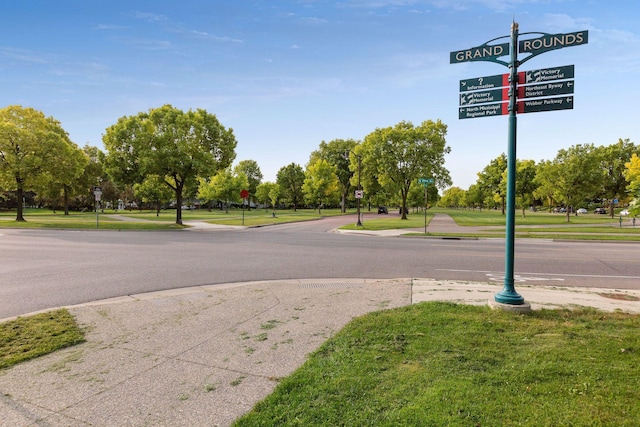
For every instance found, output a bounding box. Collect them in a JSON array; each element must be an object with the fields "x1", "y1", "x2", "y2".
[
  {"x1": 94, "y1": 24, "x2": 129, "y2": 30},
  {"x1": 190, "y1": 30, "x2": 243, "y2": 43},
  {"x1": 0, "y1": 47, "x2": 48, "y2": 64},
  {"x1": 131, "y1": 11, "x2": 168, "y2": 23}
]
